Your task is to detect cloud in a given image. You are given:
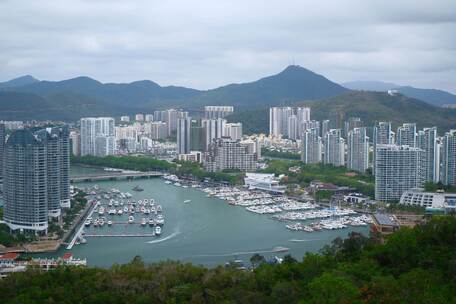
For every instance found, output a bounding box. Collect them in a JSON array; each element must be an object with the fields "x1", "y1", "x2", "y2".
[{"x1": 0, "y1": 0, "x2": 455, "y2": 92}]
